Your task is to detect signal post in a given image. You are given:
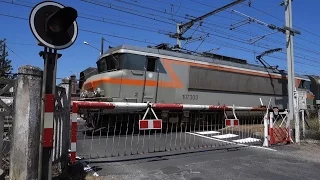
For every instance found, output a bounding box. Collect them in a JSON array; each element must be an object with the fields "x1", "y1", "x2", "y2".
[{"x1": 29, "y1": 1, "x2": 78, "y2": 179}]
